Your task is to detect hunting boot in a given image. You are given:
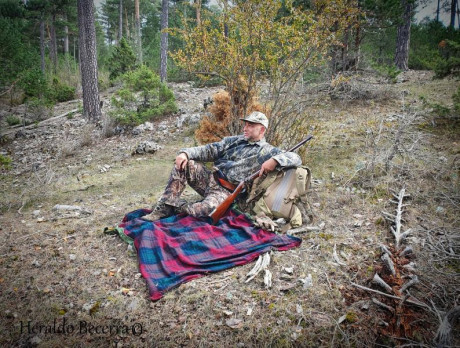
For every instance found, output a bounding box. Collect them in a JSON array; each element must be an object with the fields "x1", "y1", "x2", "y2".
[{"x1": 143, "y1": 200, "x2": 175, "y2": 221}]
